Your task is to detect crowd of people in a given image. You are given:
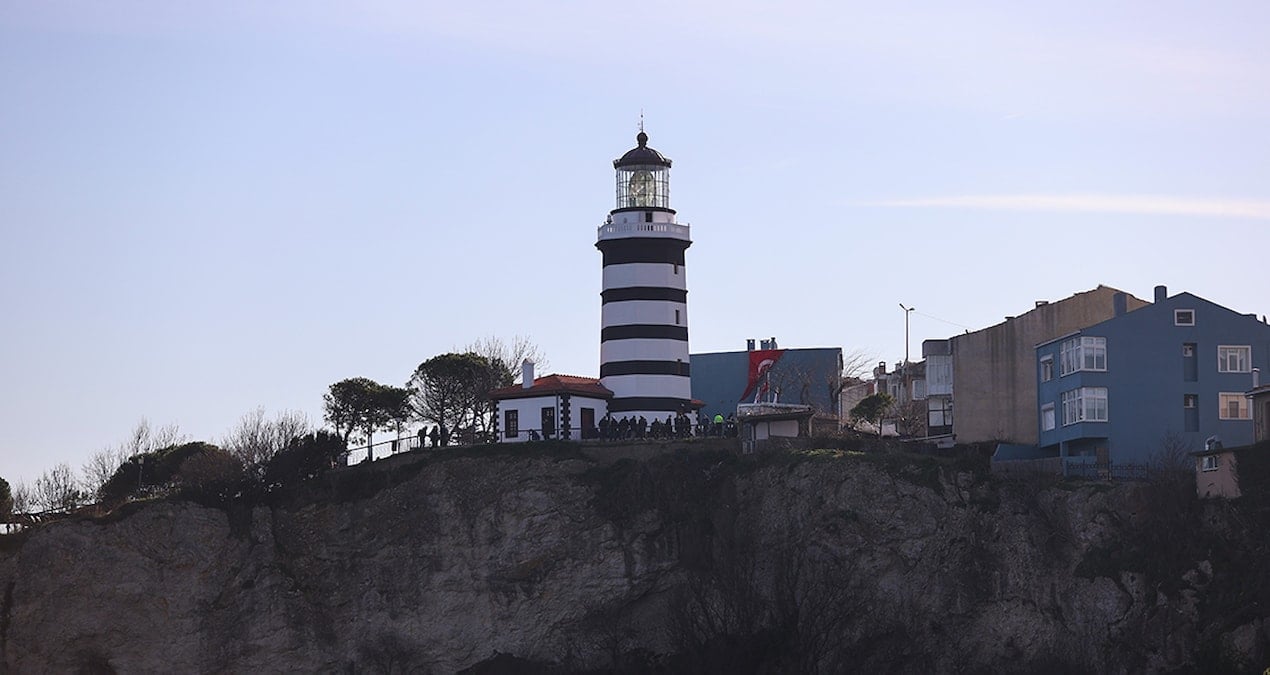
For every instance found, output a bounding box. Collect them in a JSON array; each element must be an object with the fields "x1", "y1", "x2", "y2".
[{"x1": 593, "y1": 411, "x2": 738, "y2": 440}]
